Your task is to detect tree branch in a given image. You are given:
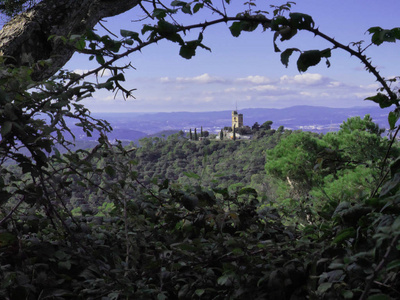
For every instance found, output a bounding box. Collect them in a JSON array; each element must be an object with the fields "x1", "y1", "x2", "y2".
[{"x1": 0, "y1": 0, "x2": 141, "y2": 81}]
